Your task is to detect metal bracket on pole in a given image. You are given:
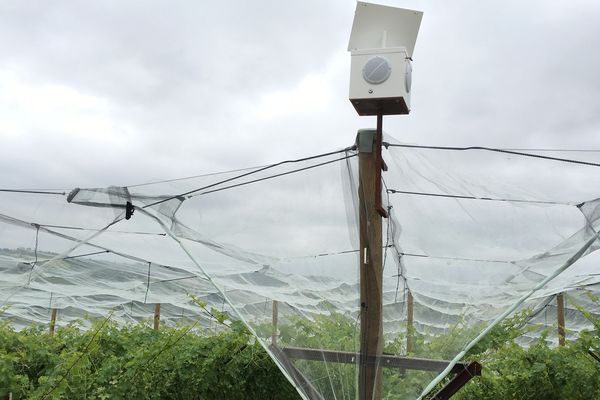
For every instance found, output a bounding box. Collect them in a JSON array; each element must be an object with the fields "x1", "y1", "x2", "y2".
[{"x1": 356, "y1": 129, "x2": 376, "y2": 153}]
